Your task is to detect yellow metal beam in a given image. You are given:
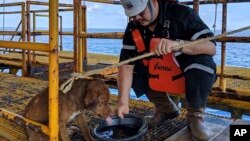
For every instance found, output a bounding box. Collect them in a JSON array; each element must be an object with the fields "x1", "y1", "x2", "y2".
[
  {"x1": 0, "y1": 118, "x2": 27, "y2": 141},
  {"x1": 49, "y1": 0, "x2": 59, "y2": 141},
  {"x1": 207, "y1": 96, "x2": 250, "y2": 111},
  {"x1": 30, "y1": 1, "x2": 73, "y2": 7},
  {"x1": 0, "y1": 41, "x2": 49, "y2": 52},
  {"x1": 0, "y1": 108, "x2": 49, "y2": 135}
]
